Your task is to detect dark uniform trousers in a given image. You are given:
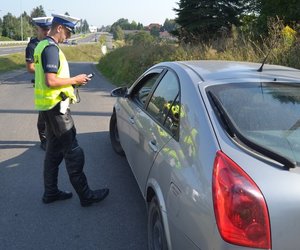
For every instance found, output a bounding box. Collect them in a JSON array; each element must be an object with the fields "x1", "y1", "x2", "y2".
[
  {"x1": 41, "y1": 102, "x2": 93, "y2": 200},
  {"x1": 37, "y1": 111, "x2": 47, "y2": 143}
]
